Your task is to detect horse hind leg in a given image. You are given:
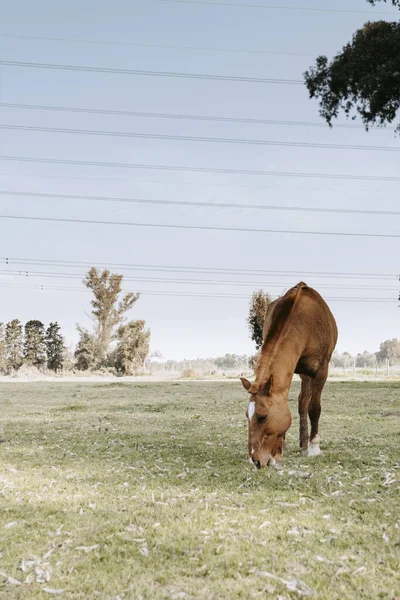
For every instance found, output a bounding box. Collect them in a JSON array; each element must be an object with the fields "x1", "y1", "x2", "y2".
[
  {"x1": 298, "y1": 375, "x2": 312, "y2": 455},
  {"x1": 306, "y1": 367, "x2": 329, "y2": 457},
  {"x1": 307, "y1": 403, "x2": 322, "y2": 456}
]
